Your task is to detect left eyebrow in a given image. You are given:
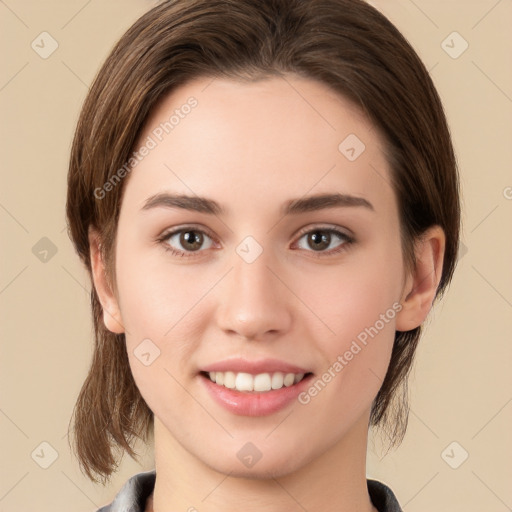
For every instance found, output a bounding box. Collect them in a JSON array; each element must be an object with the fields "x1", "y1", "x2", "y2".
[{"x1": 281, "y1": 193, "x2": 374, "y2": 215}]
